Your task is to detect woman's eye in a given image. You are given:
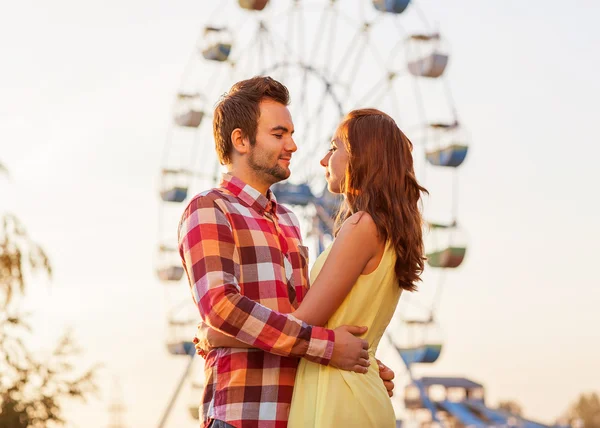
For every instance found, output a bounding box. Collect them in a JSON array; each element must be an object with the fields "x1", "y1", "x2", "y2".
[{"x1": 329, "y1": 147, "x2": 336, "y2": 152}]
